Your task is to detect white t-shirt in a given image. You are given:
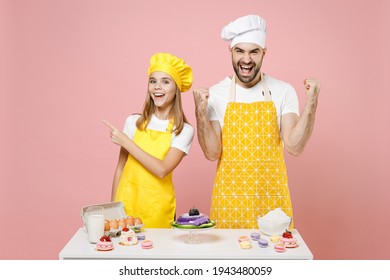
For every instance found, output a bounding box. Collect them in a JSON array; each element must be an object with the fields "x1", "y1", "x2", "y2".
[
  {"x1": 208, "y1": 75, "x2": 299, "y2": 130},
  {"x1": 123, "y1": 114, "x2": 194, "y2": 154}
]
